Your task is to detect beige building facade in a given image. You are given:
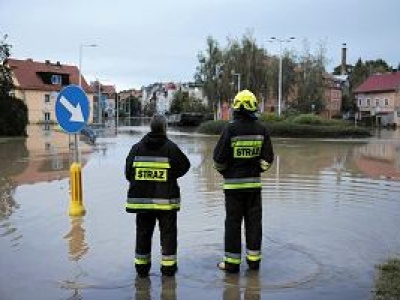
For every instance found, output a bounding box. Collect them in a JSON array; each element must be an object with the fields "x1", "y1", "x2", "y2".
[
  {"x1": 7, "y1": 58, "x2": 96, "y2": 124},
  {"x1": 354, "y1": 72, "x2": 400, "y2": 126}
]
